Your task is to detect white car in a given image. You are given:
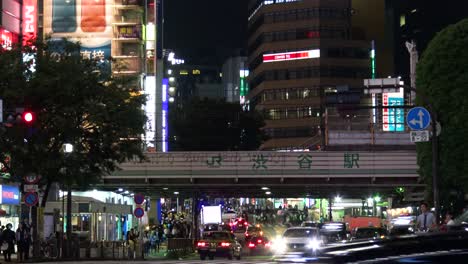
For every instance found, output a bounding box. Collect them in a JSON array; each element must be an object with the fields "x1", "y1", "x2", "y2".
[
  {"x1": 273, "y1": 227, "x2": 322, "y2": 257},
  {"x1": 222, "y1": 210, "x2": 238, "y2": 223}
]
